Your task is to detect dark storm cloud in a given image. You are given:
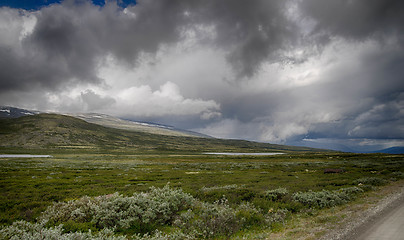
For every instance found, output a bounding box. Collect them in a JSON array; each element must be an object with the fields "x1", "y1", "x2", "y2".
[
  {"x1": 96, "y1": 0, "x2": 299, "y2": 77},
  {"x1": 0, "y1": 0, "x2": 299, "y2": 93},
  {"x1": 0, "y1": 42, "x2": 74, "y2": 90},
  {"x1": 300, "y1": 0, "x2": 404, "y2": 41},
  {"x1": 218, "y1": 91, "x2": 287, "y2": 123},
  {"x1": 284, "y1": 0, "x2": 404, "y2": 143},
  {"x1": 330, "y1": 41, "x2": 403, "y2": 140},
  {"x1": 0, "y1": 3, "x2": 104, "y2": 92},
  {"x1": 289, "y1": 44, "x2": 404, "y2": 142},
  {"x1": 26, "y1": 2, "x2": 103, "y2": 83},
  {"x1": 350, "y1": 98, "x2": 404, "y2": 139},
  {"x1": 186, "y1": 0, "x2": 298, "y2": 77},
  {"x1": 1, "y1": 0, "x2": 402, "y2": 90}
]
